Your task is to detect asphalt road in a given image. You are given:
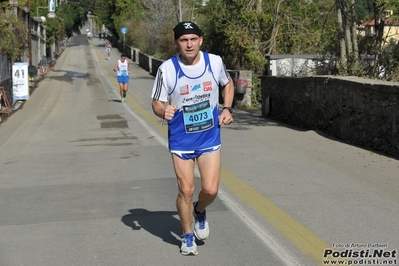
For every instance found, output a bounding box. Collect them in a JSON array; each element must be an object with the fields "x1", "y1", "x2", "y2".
[{"x1": 0, "y1": 35, "x2": 398, "y2": 266}]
